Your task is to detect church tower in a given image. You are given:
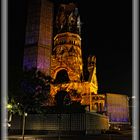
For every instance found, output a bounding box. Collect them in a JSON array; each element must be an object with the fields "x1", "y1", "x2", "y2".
[
  {"x1": 51, "y1": 3, "x2": 83, "y2": 85},
  {"x1": 50, "y1": 3, "x2": 98, "y2": 110},
  {"x1": 23, "y1": 0, "x2": 53, "y2": 75}
]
